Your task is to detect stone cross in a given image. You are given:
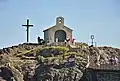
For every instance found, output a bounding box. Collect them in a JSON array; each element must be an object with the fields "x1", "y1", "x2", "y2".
[{"x1": 22, "y1": 19, "x2": 33, "y2": 42}]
